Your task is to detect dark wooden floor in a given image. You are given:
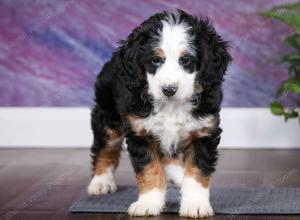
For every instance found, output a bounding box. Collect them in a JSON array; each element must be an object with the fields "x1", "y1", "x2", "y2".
[{"x1": 0, "y1": 149, "x2": 299, "y2": 220}]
